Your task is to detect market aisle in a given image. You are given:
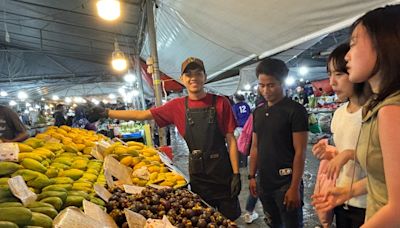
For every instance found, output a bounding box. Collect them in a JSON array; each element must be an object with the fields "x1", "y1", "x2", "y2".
[{"x1": 169, "y1": 127, "x2": 320, "y2": 227}]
